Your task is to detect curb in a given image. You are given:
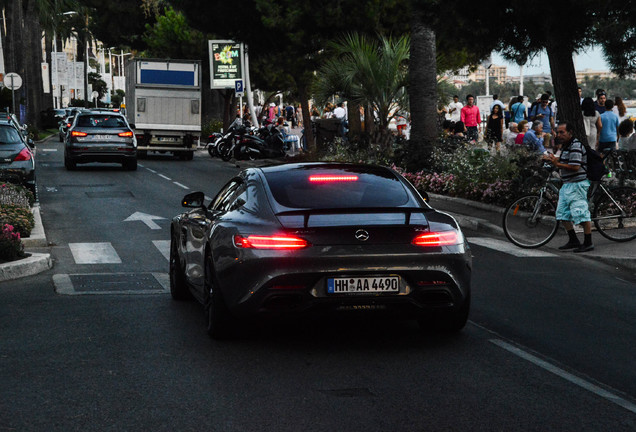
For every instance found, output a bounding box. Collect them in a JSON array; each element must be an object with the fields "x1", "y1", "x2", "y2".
[
  {"x1": 0, "y1": 252, "x2": 52, "y2": 282},
  {"x1": 0, "y1": 202, "x2": 52, "y2": 282},
  {"x1": 22, "y1": 204, "x2": 47, "y2": 248},
  {"x1": 429, "y1": 193, "x2": 504, "y2": 237}
]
